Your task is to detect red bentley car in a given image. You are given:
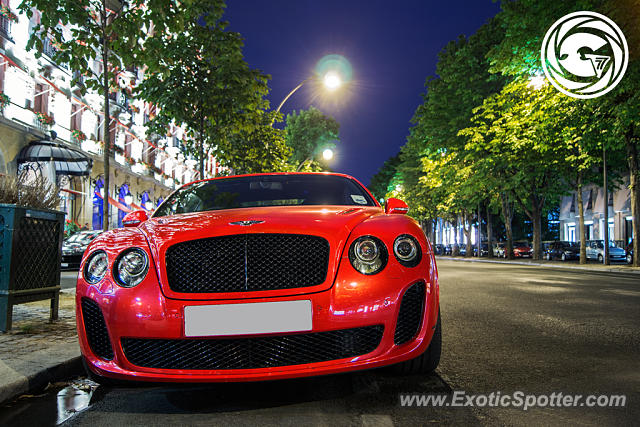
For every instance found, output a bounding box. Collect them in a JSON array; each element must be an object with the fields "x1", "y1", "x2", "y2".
[{"x1": 77, "y1": 173, "x2": 441, "y2": 383}]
